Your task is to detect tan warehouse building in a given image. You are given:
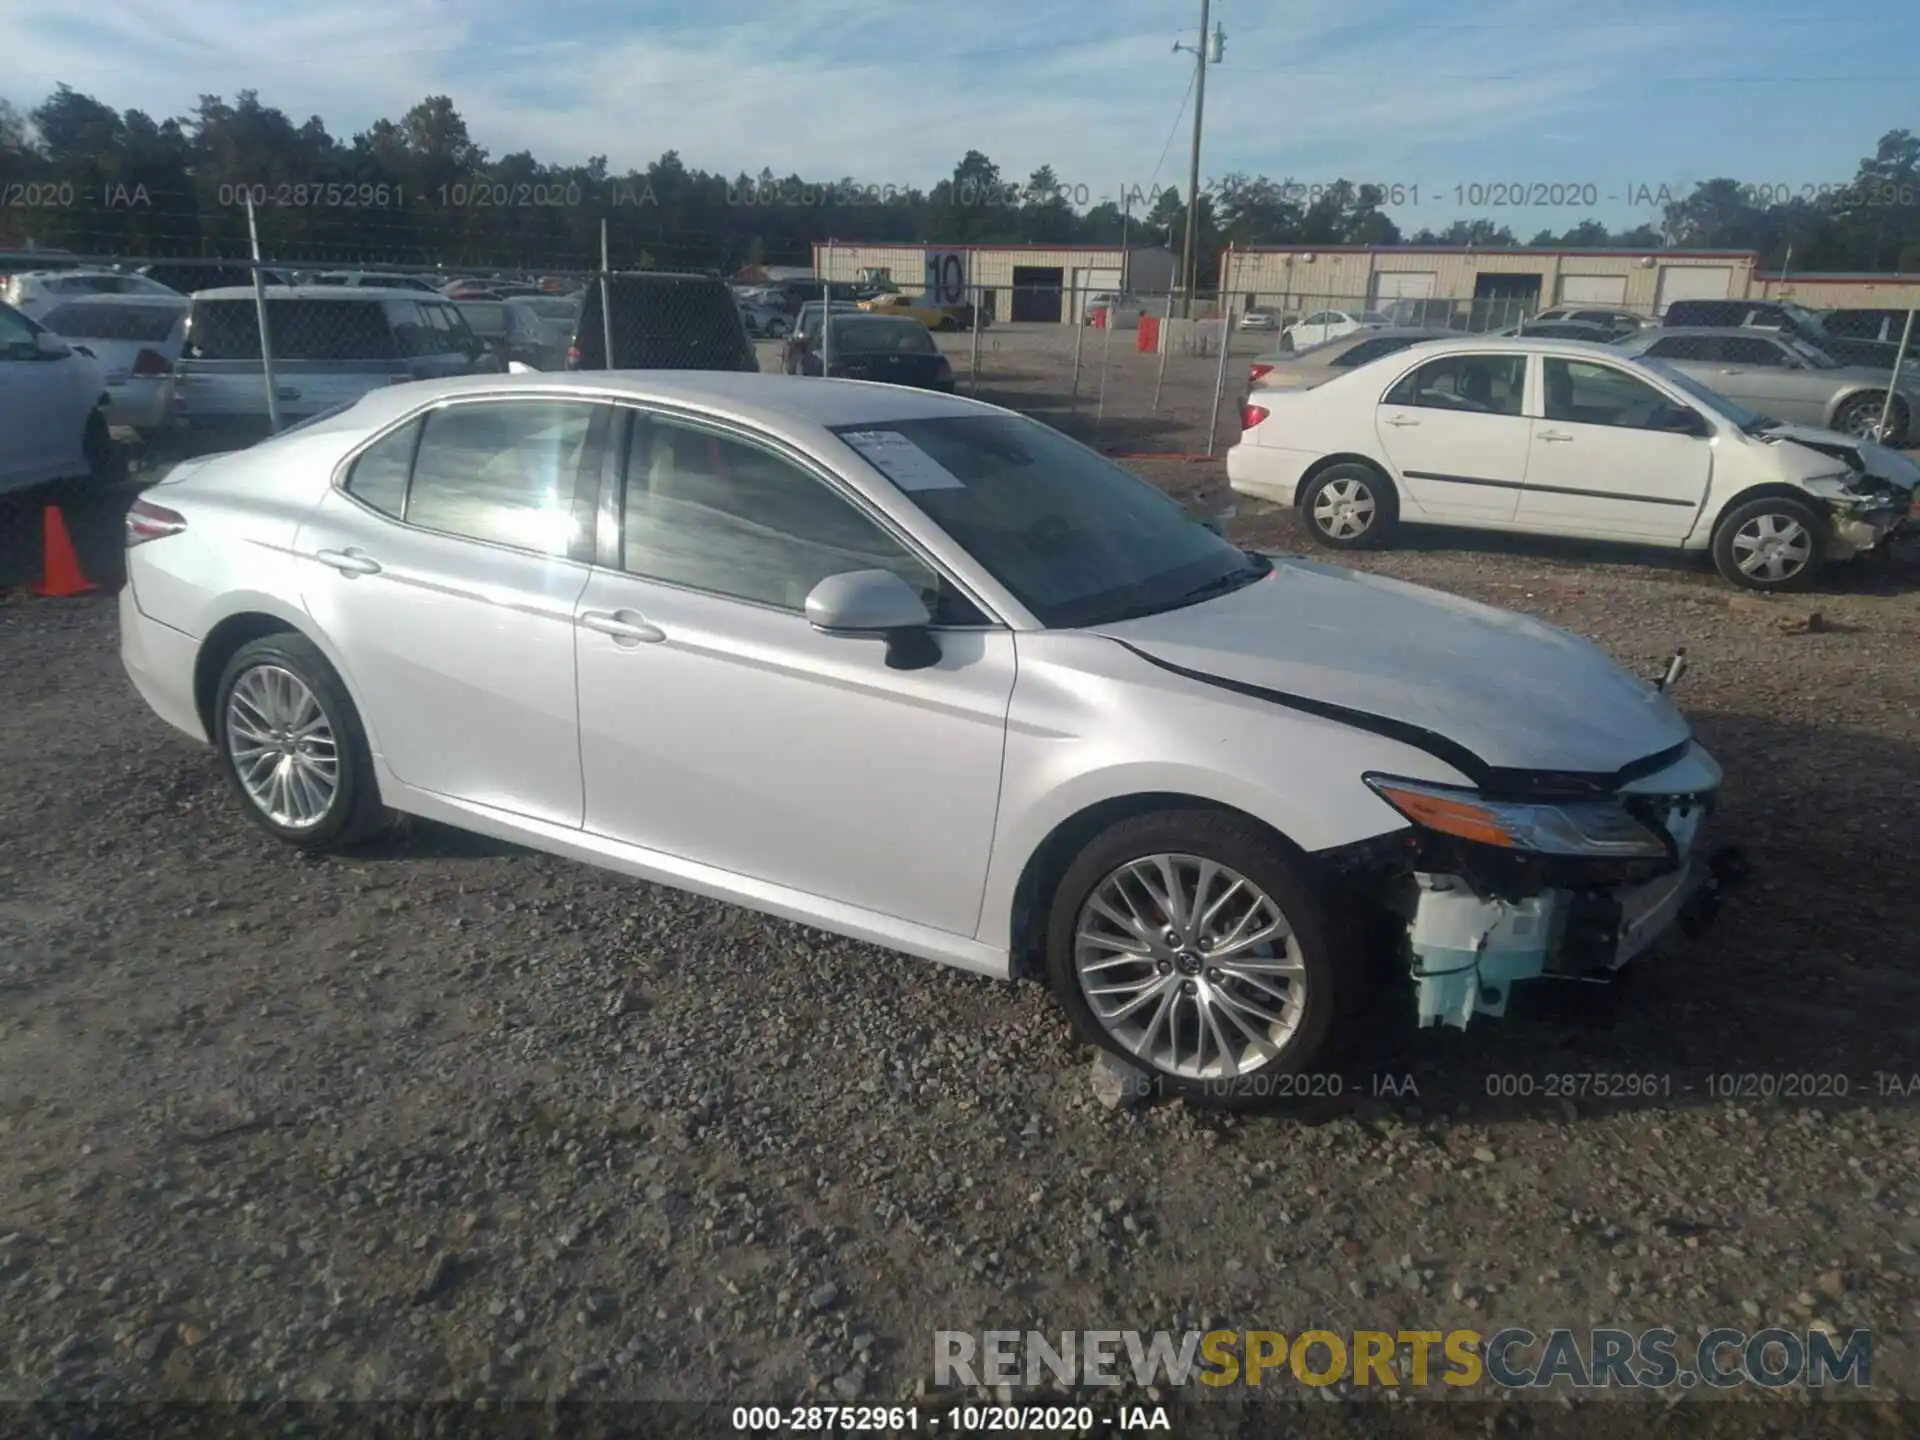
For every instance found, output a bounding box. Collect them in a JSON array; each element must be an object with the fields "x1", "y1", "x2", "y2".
[
  {"x1": 1219, "y1": 245, "x2": 1920, "y2": 317},
  {"x1": 812, "y1": 242, "x2": 1179, "y2": 323}
]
